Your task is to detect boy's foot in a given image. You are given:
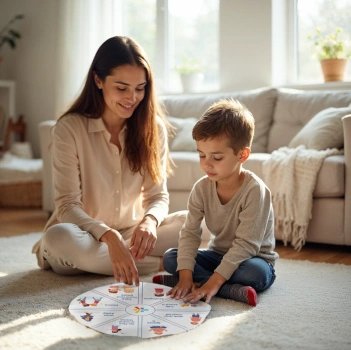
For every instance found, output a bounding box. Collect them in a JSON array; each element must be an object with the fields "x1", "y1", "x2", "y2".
[
  {"x1": 152, "y1": 274, "x2": 179, "y2": 287},
  {"x1": 217, "y1": 284, "x2": 257, "y2": 306}
]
